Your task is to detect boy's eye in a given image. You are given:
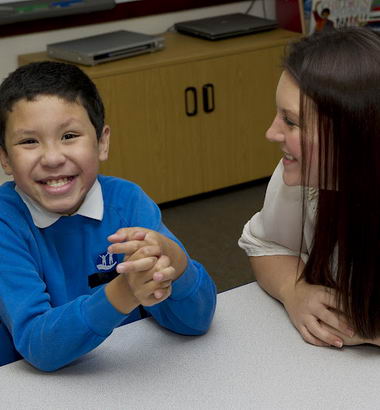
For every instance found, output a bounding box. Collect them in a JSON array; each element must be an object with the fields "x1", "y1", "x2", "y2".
[
  {"x1": 62, "y1": 133, "x2": 79, "y2": 140},
  {"x1": 18, "y1": 138, "x2": 38, "y2": 145}
]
